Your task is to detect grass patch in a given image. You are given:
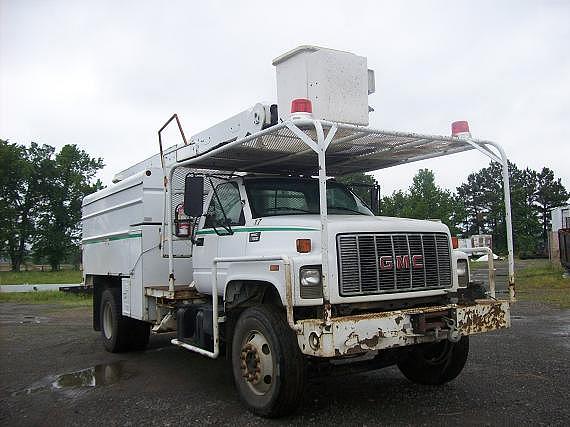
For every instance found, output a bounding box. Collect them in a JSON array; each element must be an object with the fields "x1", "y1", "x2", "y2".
[
  {"x1": 0, "y1": 270, "x2": 82, "y2": 285},
  {"x1": 0, "y1": 291, "x2": 91, "y2": 306},
  {"x1": 515, "y1": 261, "x2": 570, "y2": 308}
]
